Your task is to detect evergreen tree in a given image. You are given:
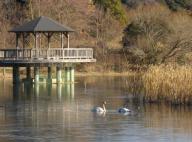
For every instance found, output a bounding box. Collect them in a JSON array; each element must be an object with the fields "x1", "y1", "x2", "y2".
[{"x1": 93, "y1": 0, "x2": 127, "y2": 24}]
